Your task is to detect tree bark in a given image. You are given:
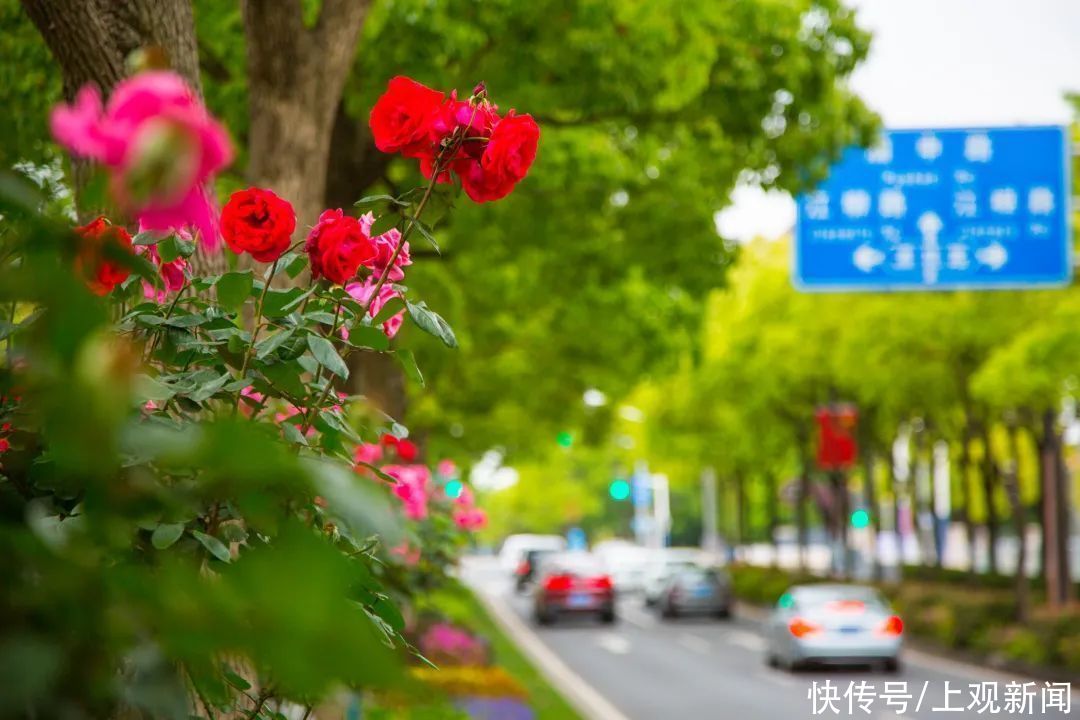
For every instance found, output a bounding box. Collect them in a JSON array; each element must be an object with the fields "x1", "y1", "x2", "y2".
[
  {"x1": 1003, "y1": 419, "x2": 1030, "y2": 622},
  {"x1": 796, "y1": 446, "x2": 810, "y2": 573},
  {"x1": 978, "y1": 423, "x2": 1001, "y2": 574},
  {"x1": 242, "y1": 0, "x2": 372, "y2": 227}
]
